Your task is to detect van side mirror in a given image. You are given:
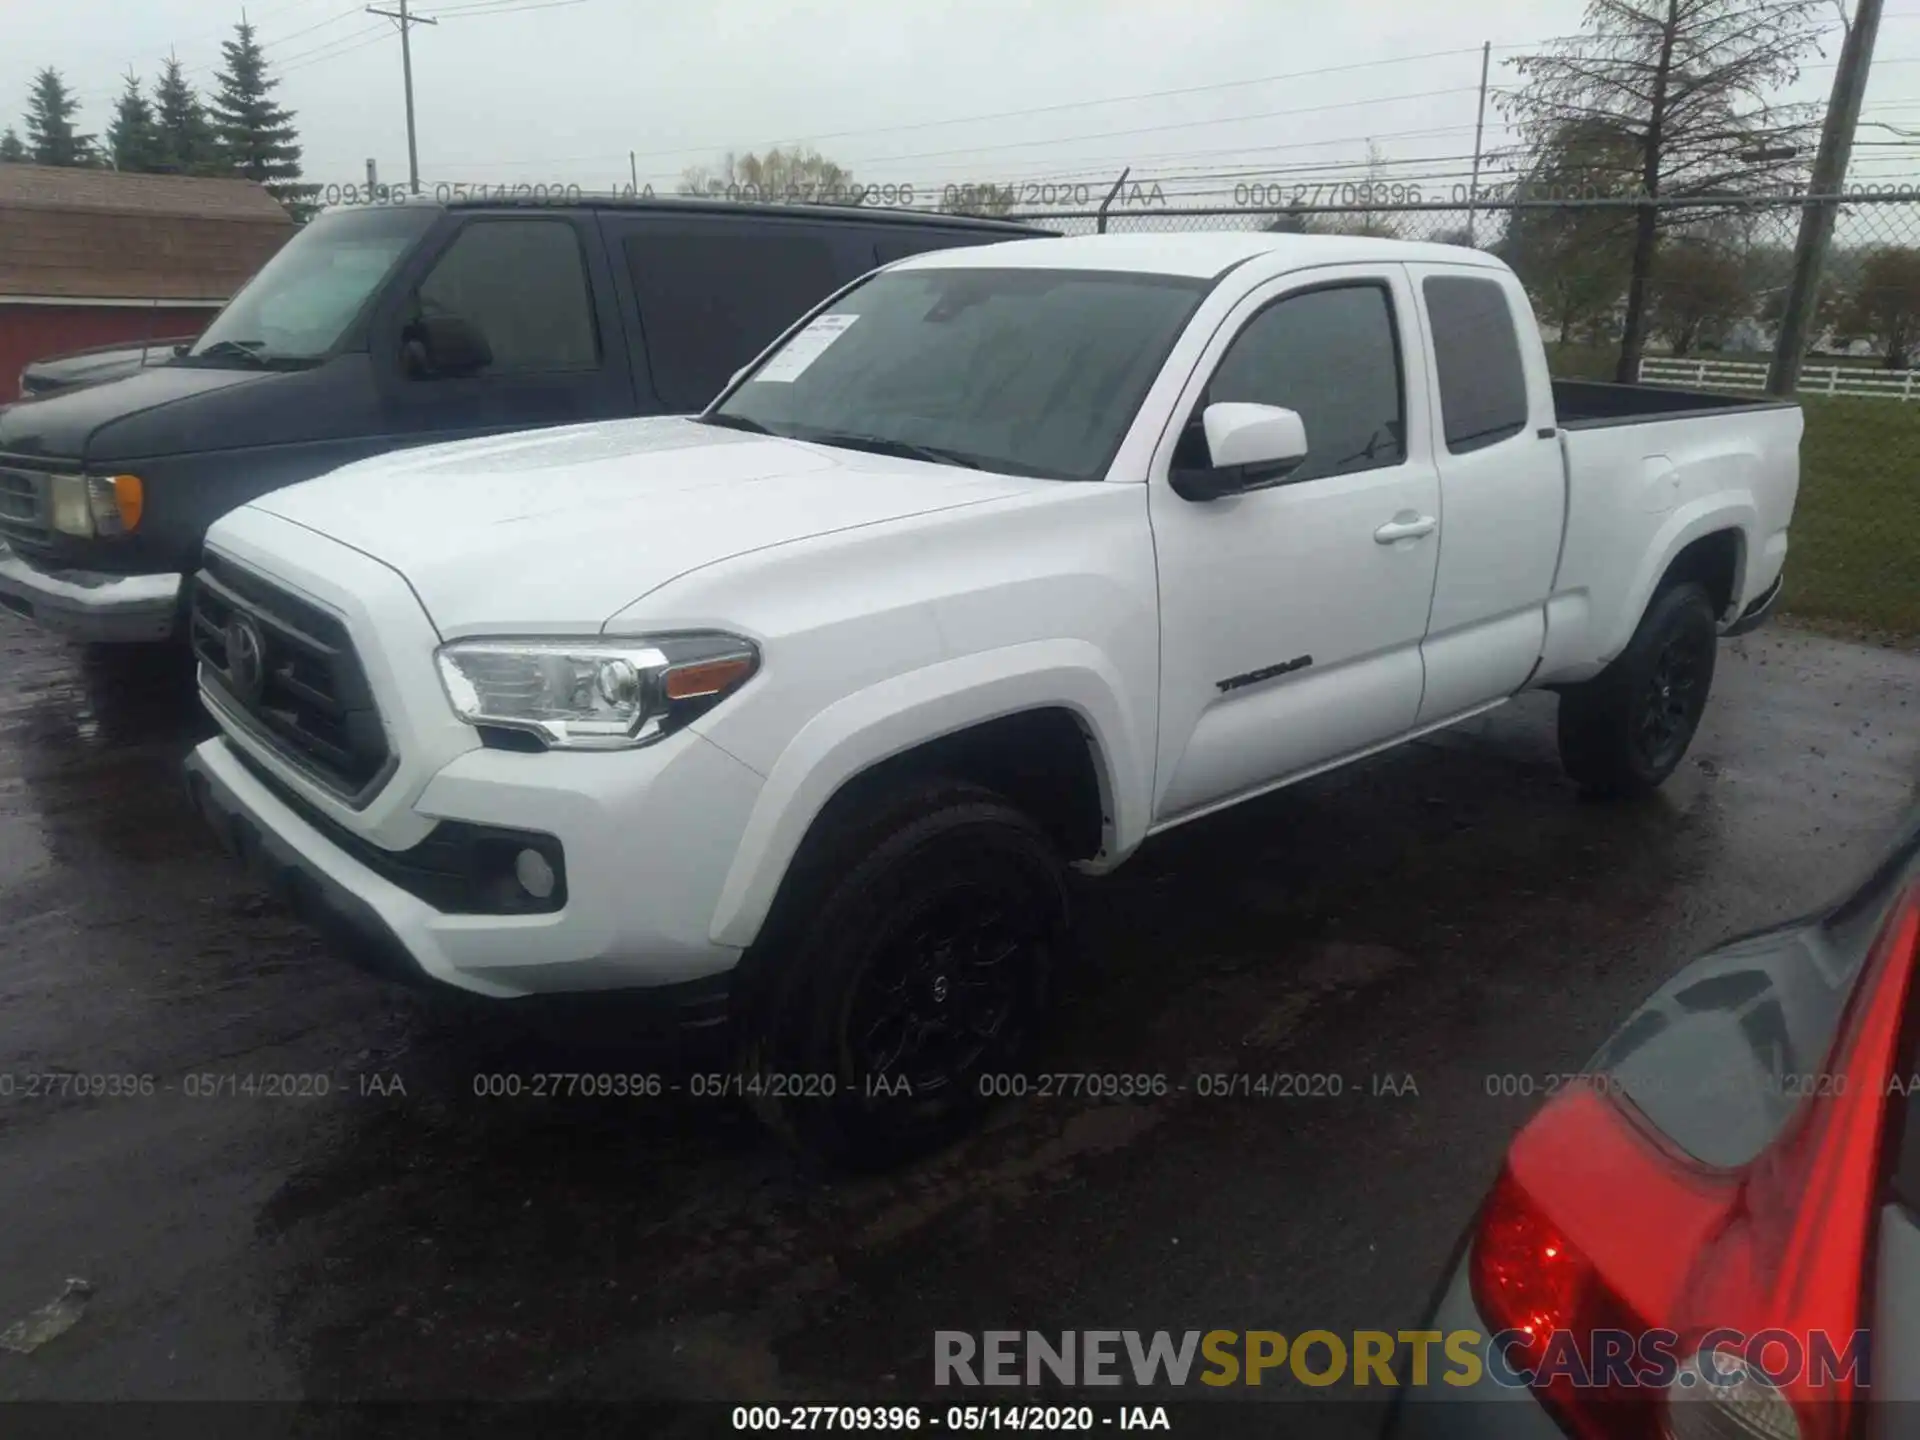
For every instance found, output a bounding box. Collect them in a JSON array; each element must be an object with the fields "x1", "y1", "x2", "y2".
[
  {"x1": 1169, "y1": 402, "x2": 1310, "y2": 502},
  {"x1": 403, "y1": 313, "x2": 492, "y2": 379}
]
